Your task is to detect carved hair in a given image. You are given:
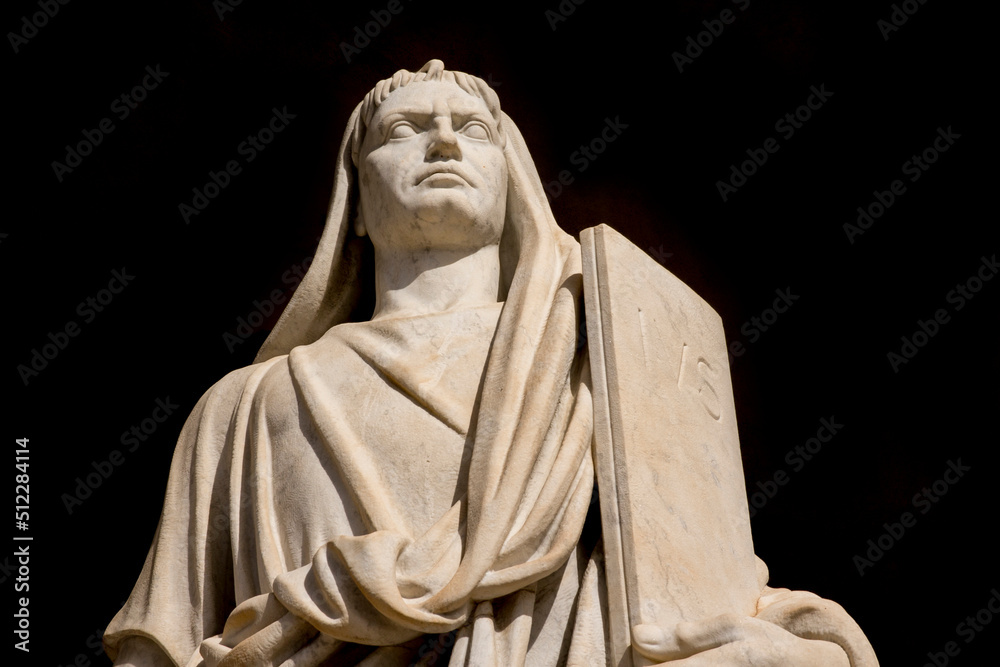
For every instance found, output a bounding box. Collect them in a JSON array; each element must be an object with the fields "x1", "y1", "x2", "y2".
[{"x1": 350, "y1": 59, "x2": 504, "y2": 166}]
